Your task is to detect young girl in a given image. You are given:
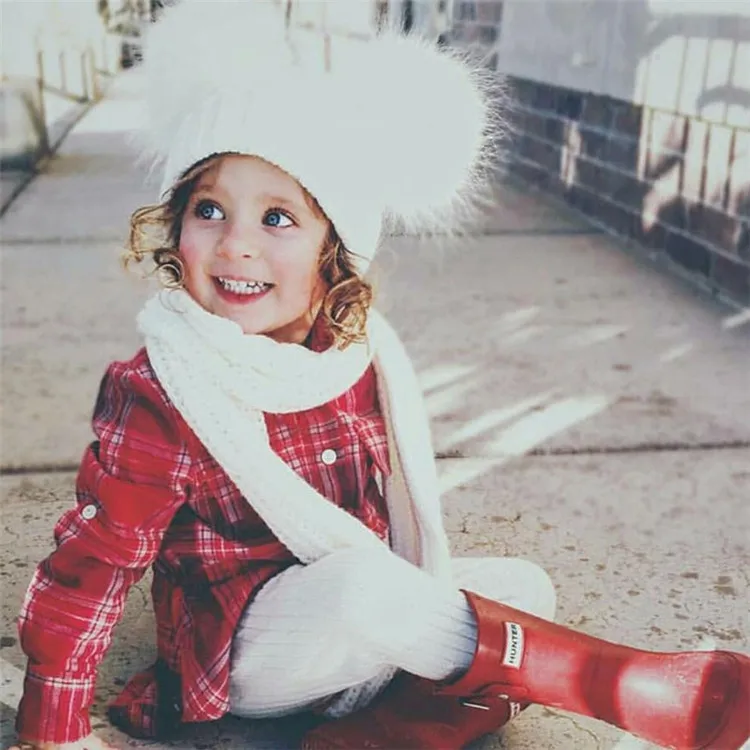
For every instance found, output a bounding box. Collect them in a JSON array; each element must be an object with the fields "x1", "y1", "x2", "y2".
[{"x1": 12, "y1": 3, "x2": 749, "y2": 750}]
